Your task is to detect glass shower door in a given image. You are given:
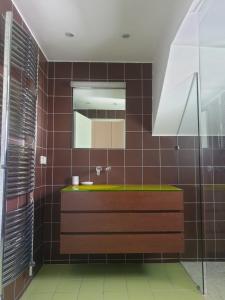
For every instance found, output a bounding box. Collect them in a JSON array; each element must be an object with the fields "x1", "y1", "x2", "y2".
[
  {"x1": 176, "y1": 73, "x2": 206, "y2": 294},
  {"x1": 198, "y1": 0, "x2": 225, "y2": 298}
]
